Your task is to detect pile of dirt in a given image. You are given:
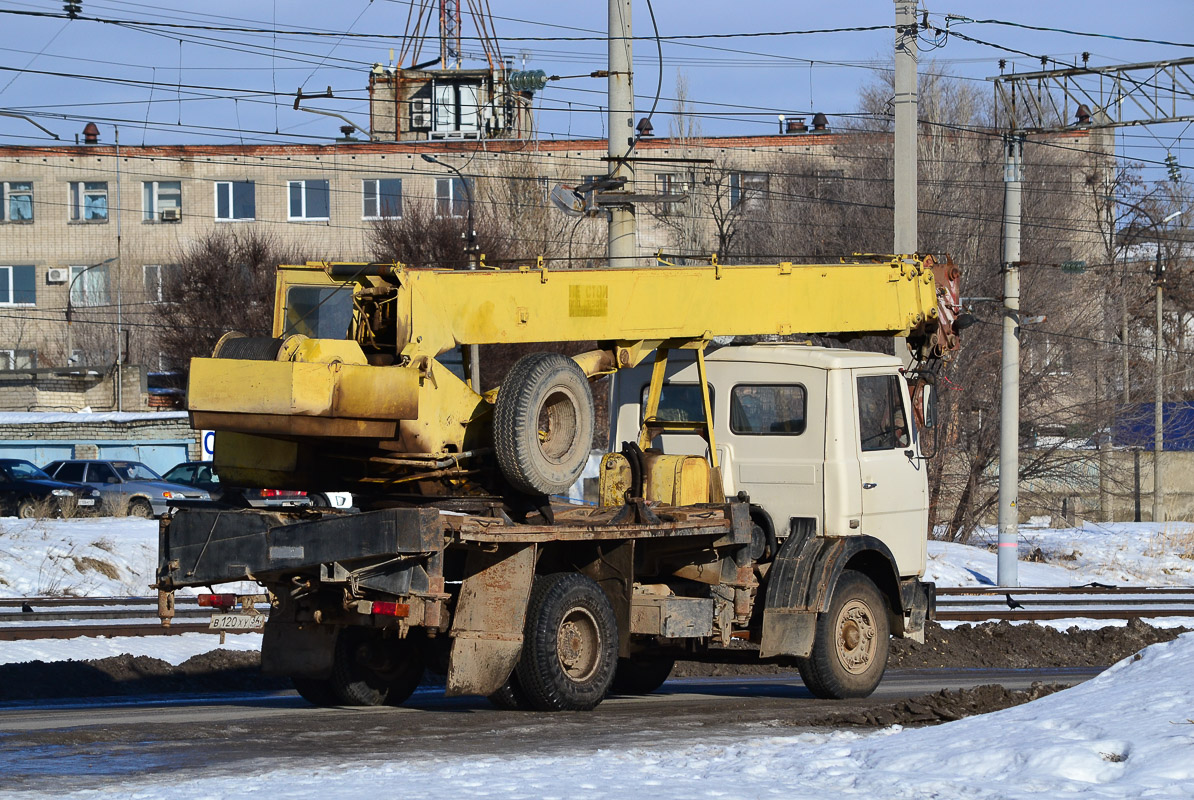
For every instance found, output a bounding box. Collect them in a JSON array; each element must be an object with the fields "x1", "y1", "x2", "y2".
[
  {"x1": 887, "y1": 618, "x2": 1186, "y2": 669},
  {"x1": 671, "y1": 618, "x2": 1187, "y2": 678},
  {"x1": 0, "y1": 651, "x2": 287, "y2": 702},
  {"x1": 796, "y1": 682, "x2": 1067, "y2": 728}
]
